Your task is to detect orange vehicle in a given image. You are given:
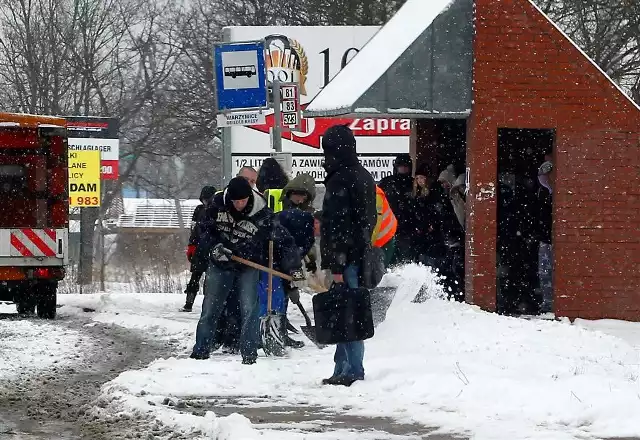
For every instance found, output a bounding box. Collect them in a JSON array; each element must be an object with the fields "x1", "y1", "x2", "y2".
[{"x1": 0, "y1": 113, "x2": 68, "y2": 318}]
